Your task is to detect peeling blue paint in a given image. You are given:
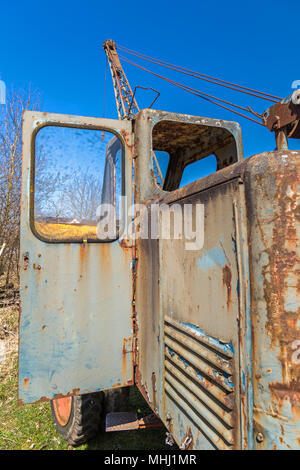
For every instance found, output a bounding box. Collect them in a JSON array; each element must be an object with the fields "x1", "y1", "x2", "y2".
[
  {"x1": 180, "y1": 321, "x2": 235, "y2": 356},
  {"x1": 197, "y1": 246, "x2": 226, "y2": 270},
  {"x1": 169, "y1": 340, "x2": 234, "y2": 390},
  {"x1": 212, "y1": 369, "x2": 234, "y2": 390},
  {"x1": 167, "y1": 346, "x2": 175, "y2": 357},
  {"x1": 284, "y1": 299, "x2": 299, "y2": 313},
  {"x1": 196, "y1": 371, "x2": 204, "y2": 382},
  {"x1": 236, "y1": 279, "x2": 240, "y2": 296},
  {"x1": 176, "y1": 354, "x2": 191, "y2": 368},
  {"x1": 224, "y1": 377, "x2": 234, "y2": 390},
  {"x1": 170, "y1": 349, "x2": 205, "y2": 383}
]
